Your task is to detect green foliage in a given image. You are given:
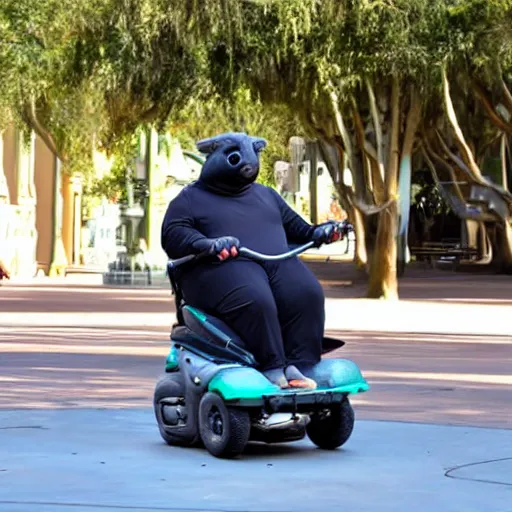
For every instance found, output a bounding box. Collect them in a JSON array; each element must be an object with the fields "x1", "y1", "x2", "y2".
[
  {"x1": 83, "y1": 129, "x2": 141, "y2": 204},
  {"x1": 2, "y1": 0, "x2": 512, "y2": 196},
  {"x1": 0, "y1": 0, "x2": 108, "y2": 175},
  {"x1": 194, "y1": 0, "x2": 512, "y2": 125},
  {"x1": 72, "y1": 0, "x2": 206, "y2": 147},
  {"x1": 167, "y1": 86, "x2": 302, "y2": 187},
  {"x1": 411, "y1": 170, "x2": 451, "y2": 217},
  {"x1": 0, "y1": 0, "x2": 208, "y2": 175}
]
